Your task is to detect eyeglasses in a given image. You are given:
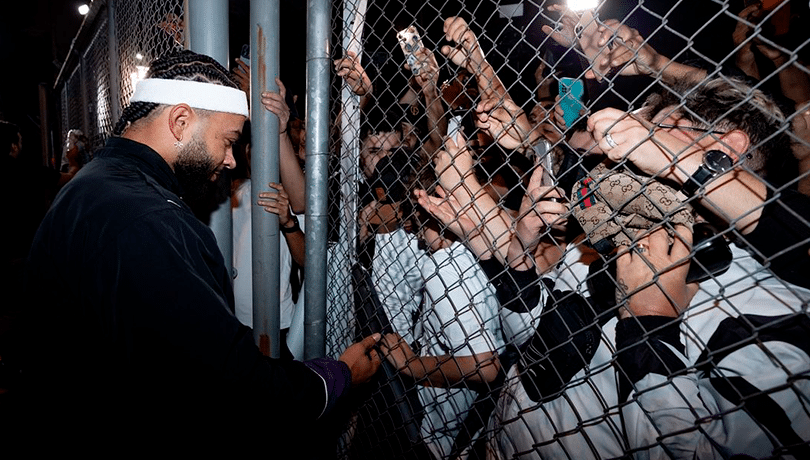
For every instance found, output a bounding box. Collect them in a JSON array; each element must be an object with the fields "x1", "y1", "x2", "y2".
[{"x1": 655, "y1": 123, "x2": 728, "y2": 136}]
